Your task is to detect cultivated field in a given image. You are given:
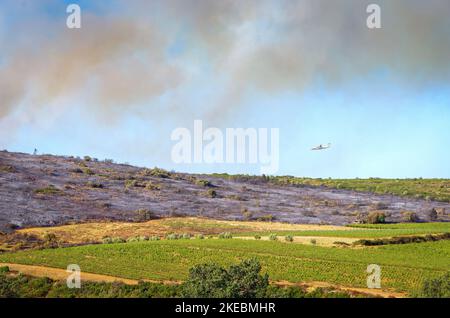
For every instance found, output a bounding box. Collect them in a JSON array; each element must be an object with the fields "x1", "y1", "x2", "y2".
[{"x1": 0, "y1": 220, "x2": 449, "y2": 296}]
